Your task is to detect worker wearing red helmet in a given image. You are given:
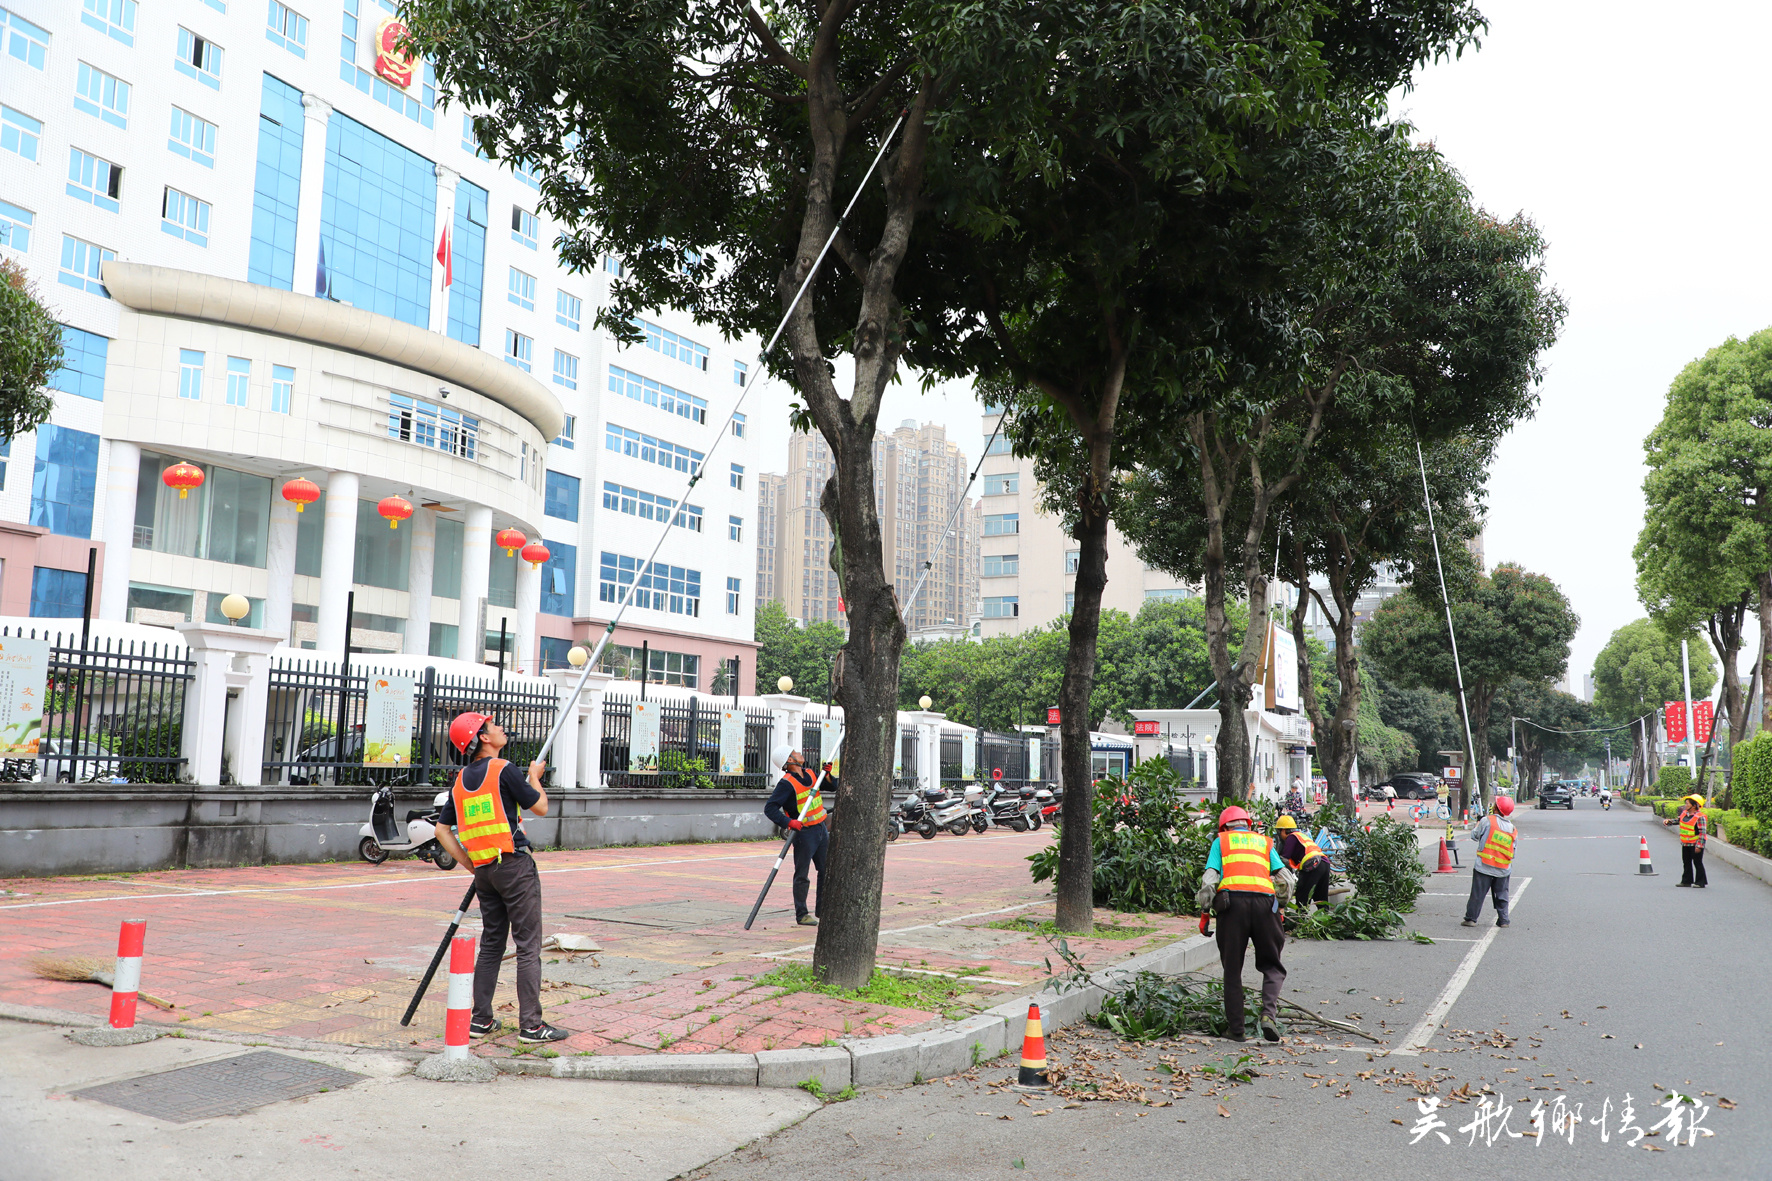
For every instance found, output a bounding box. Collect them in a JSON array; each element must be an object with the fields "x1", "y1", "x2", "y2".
[
  {"x1": 1193, "y1": 804, "x2": 1295, "y2": 1043},
  {"x1": 434, "y1": 711, "x2": 568, "y2": 1044},
  {"x1": 1462, "y1": 794, "x2": 1518, "y2": 929}
]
